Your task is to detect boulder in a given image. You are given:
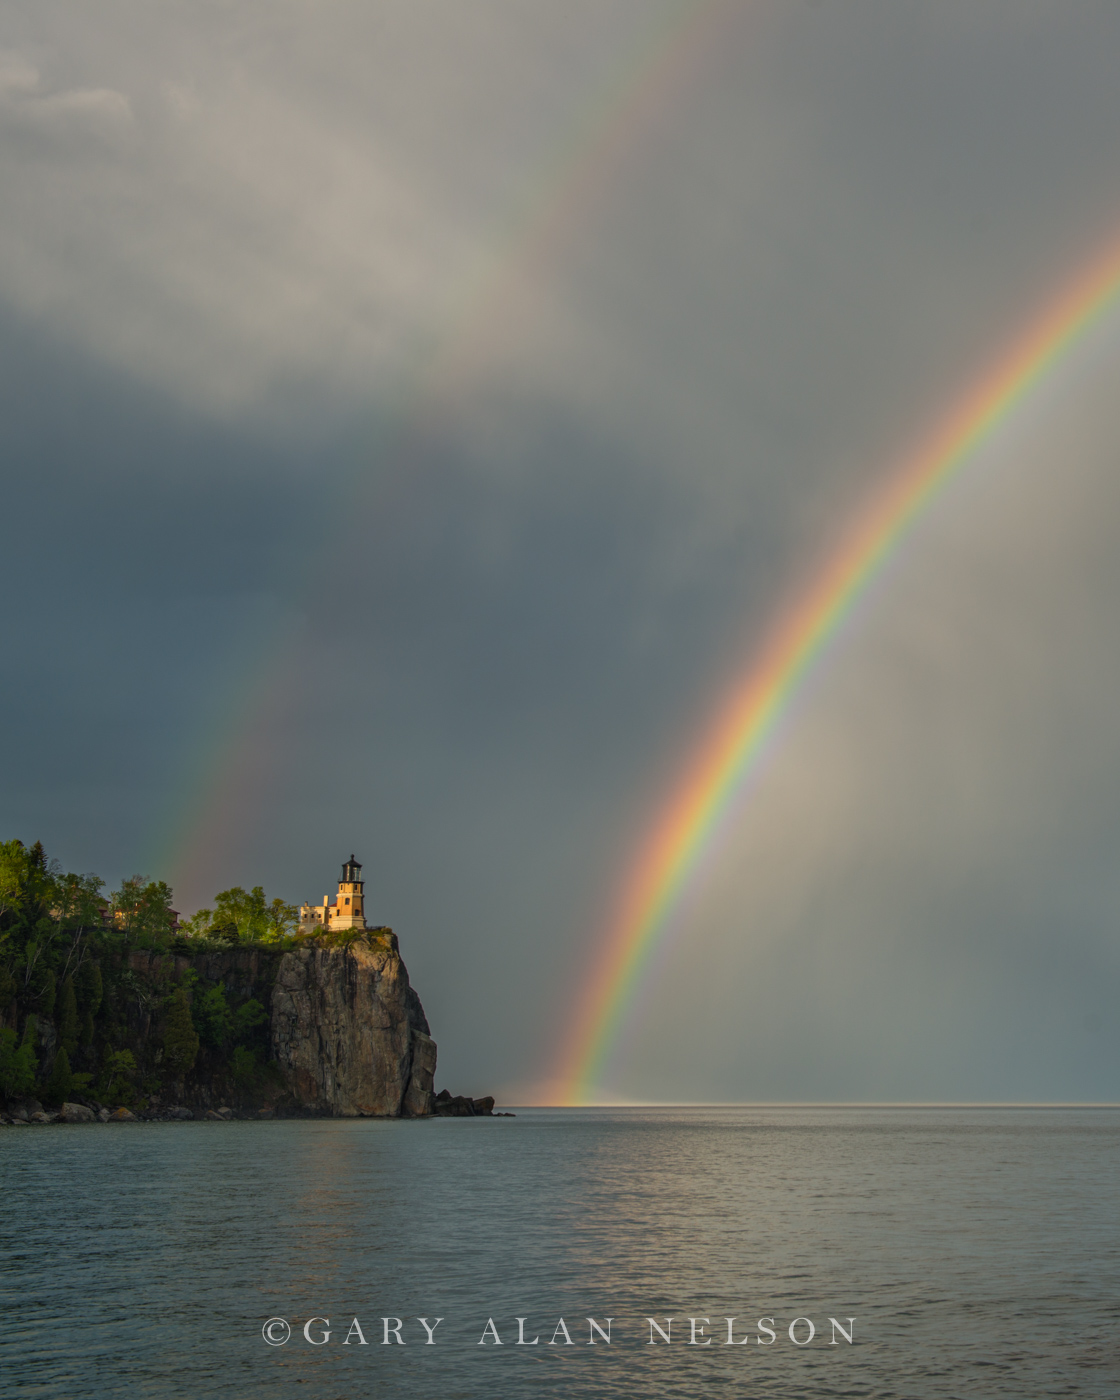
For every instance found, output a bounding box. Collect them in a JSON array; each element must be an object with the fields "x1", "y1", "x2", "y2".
[
  {"x1": 109, "y1": 1107, "x2": 137, "y2": 1122},
  {"x1": 216, "y1": 1107, "x2": 233, "y2": 1120},
  {"x1": 472, "y1": 1096, "x2": 495, "y2": 1116},
  {"x1": 96, "y1": 1108, "x2": 110, "y2": 1123},
  {"x1": 60, "y1": 1102, "x2": 95, "y2": 1123},
  {"x1": 257, "y1": 1108, "x2": 275, "y2": 1119},
  {"x1": 205, "y1": 1110, "x2": 225, "y2": 1121},
  {"x1": 166, "y1": 1106, "x2": 194, "y2": 1120},
  {"x1": 433, "y1": 1091, "x2": 477, "y2": 1117}
]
